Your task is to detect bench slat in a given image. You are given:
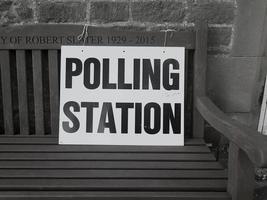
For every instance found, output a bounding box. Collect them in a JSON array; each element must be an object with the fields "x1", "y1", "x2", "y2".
[
  {"x1": 16, "y1": 50, "x2": 29, "y2": 135},
  {"x1": 32, "y1": 50, "x2": 44, "y2": 135},
  {"x1": 48, "y1": 50, "x2": 59, "y2": 135},
  {"x1": 0, "y1": 144, "x2": 210, "y2": 153},
  {"x1": 0, "y1": 169, "x2": 227, "y2": 179},
  {"x1": 0, "y1": 50, "x2": 14, "y2": 135},
  {"x1": 0, "y1": 137, "x2": 206, "y2": 145},
  {"x1": 0, "y1": 179, "x2": 227, "y2": 191},
  {"x1": 0, "y1": 152, "x2": 215, "y2": 161},
  {"x1": 0, "y1": 160, "x2": 223, "y2": 169},
  {"x1": 0, "y1": 191, "x2": 231, "y2": 200}
]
